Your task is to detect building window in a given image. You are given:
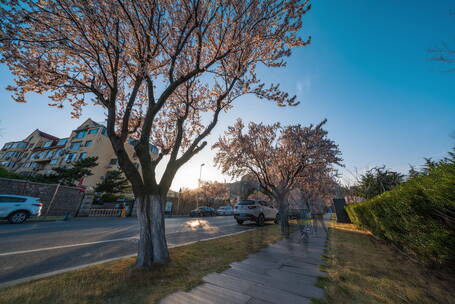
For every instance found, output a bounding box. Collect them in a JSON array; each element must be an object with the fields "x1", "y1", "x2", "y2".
[
  {"x1": 88, "y1": 128, "x2": 98, "y2": 135},
  {"x1": 79, "y1": 152, "x2": 88, "y2": 160},
  {"x1": 69, "y1": 142, "x2": 81, "y2": 151},
  {"x1": 74, "y1": 130, "x2": 87, "y2": 139},
  {"x1": 57, "y1": 138, "x2": 68, "y2": 146},
  {"x1": 50, "y1": 159, "x2": 58, "y2": 165},
  {"x1": 43, "y1": 141, "x2": 53, "y2": 148},
  {"x1": 3, "y1": 161, "x2": 16, "y2": 168},
  {"x1": 64, "y1": 153, "x2": 75, "y2": 162},
  {"x1": 109, "y1": 158, "x2": 118, "y2": 165},
  {"x1": 46, "y1": 150, "x2": 54, "y2": 158},
  {"x1": 85, "y1": 140, "x2": 93, "y2": 147}
]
